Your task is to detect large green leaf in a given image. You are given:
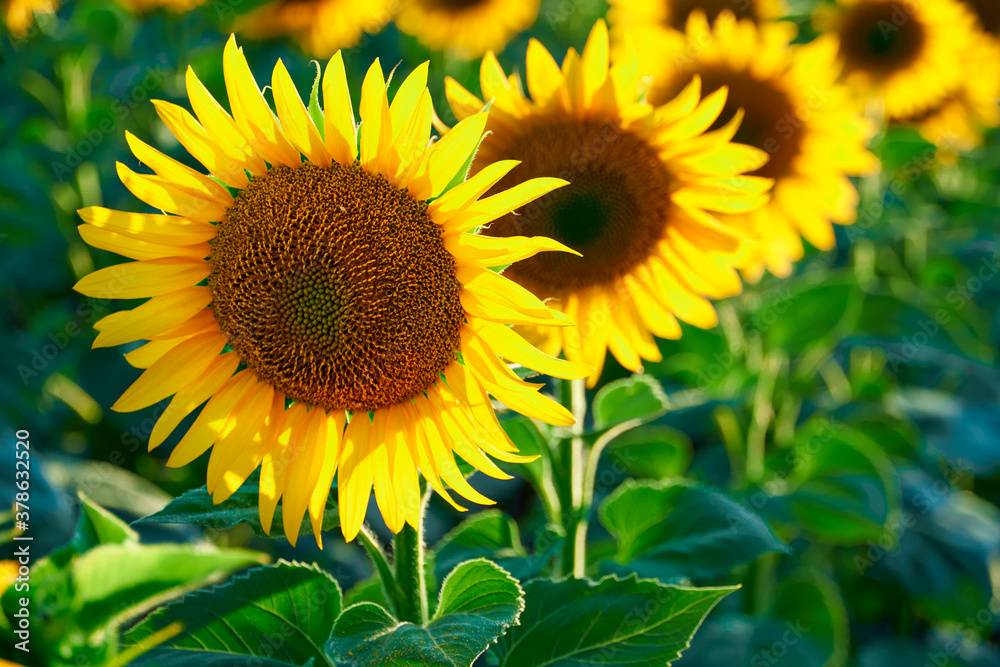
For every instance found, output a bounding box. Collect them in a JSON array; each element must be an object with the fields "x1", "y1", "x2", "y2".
[
  {"x1": 600, "y1": 479, "x2": 789, "y2": 581},
  {"x1": 326, "y1": 559, "x2": 523, "y2": 667},
  {"x1": 592, "y1": 374, "x2": 669, "y2": 430},
  {"x1": 133, "y1": 471, "x2": 338, "y2": 541},
  {"x1": 124, "y1": 561, "x2": 341, "y2": 667},
  {"x1": 773, "y1": 571, "x2": 849, "y2": 667},
  {"x1": 606, "y1": 425, "x2": 693, "y2": 479},
  {"x1": 432, "y1": 510, "x2": 559, "y2": 582},
  {"x1": 784, "y1": 420, "x2": 900, "y2": 545},
  {"x1": 493, "y1": 575, "x2": 735, "y2": 666},
  {"x1": 758, "y1": 276, "x2": 862, "y2": 355}
]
